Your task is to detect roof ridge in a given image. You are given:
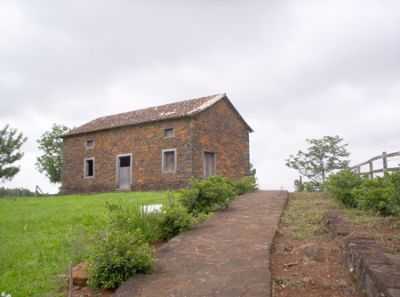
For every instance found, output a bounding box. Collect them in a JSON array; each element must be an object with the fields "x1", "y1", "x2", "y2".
[
  {"x1": 65, "y1": 93, "x2": 226, "y2": 136},
  {"x1": 94, "y1": 93, "x2": 225, "y2": 122}
]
